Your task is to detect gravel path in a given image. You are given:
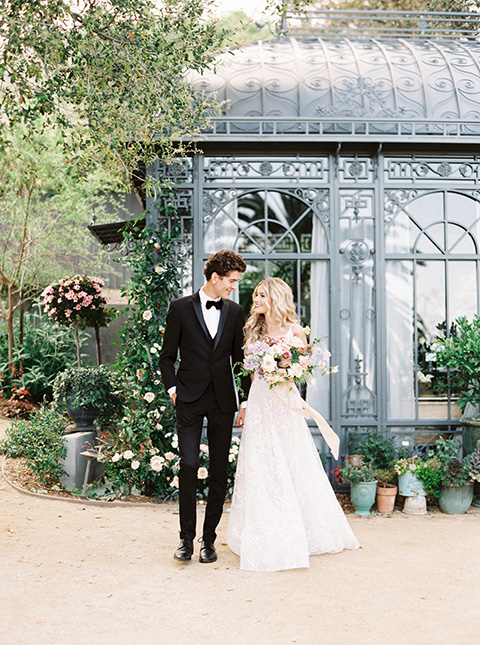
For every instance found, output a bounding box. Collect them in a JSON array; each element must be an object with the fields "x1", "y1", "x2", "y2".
[{"x1": 1, "y1": 418, "x2": 479, "y2": 645}]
